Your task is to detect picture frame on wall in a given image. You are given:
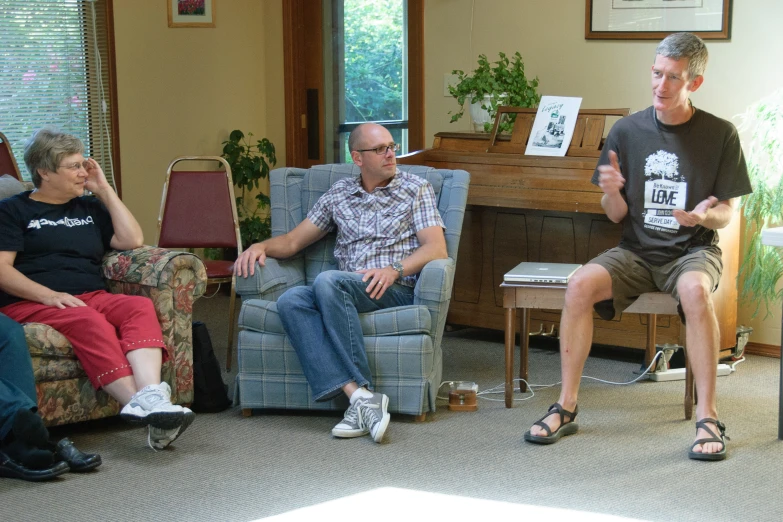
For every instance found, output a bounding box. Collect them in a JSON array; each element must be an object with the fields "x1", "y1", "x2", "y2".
[
  {"x1": 585, "y1": 0, "x2": 731, "y2": 40},
  {"x1": 168, "y1": 0, "x2": 216, "y2": 28}
]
